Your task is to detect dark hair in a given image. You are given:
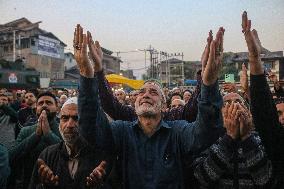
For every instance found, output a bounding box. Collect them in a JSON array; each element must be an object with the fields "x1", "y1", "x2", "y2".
[
  {"x1": 37, "y1": 91, "x2": 58, "y2": 105},
  {"x1": 26, "y1": 89, "x2": 39, "y2": 98},
  {"x1": 275, "y1": 97, "x2": 284, "y2": 105},
  {"x1": 183, "y1": 90, "x2": 192, "y2": 95},
  {"x1": 170, "y1": 92, "x2": 182, "y2": 101}
]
